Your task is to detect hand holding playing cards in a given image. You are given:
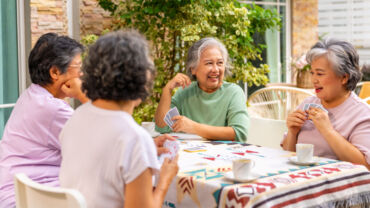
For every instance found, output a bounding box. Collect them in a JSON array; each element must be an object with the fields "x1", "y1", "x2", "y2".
[
  {"x1": 158, "y1": 154, "x2": 179, "y2": 186},
  {"x1": 154, "y1": 134, "x2": 176, "y2": 156},
  {"x1": 287, "y1": 109, "x2": 307, "y2": 135},
  {"x1": 171, "y1": 115, "x2": 197, "y2": 134},
  {"x1": 165, "y1": 73, "x2": 191, "y2": 91},
  {"x1": 307, "y1": 107, "x2": 332, "y2": 134}
]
